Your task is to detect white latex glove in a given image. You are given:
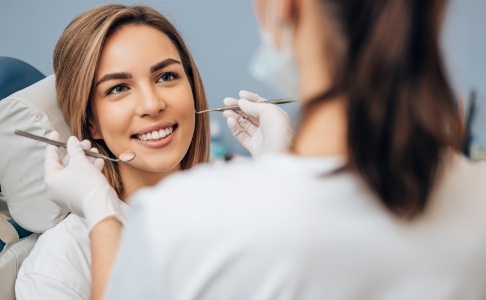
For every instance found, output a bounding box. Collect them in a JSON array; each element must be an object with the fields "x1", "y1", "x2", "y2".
[
  {"x1": 222, "y1": 90, "x2": 295, "y2": 157},
  {"x1": 44, "y1": 131, "x2": 126, "y2": 231}
]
